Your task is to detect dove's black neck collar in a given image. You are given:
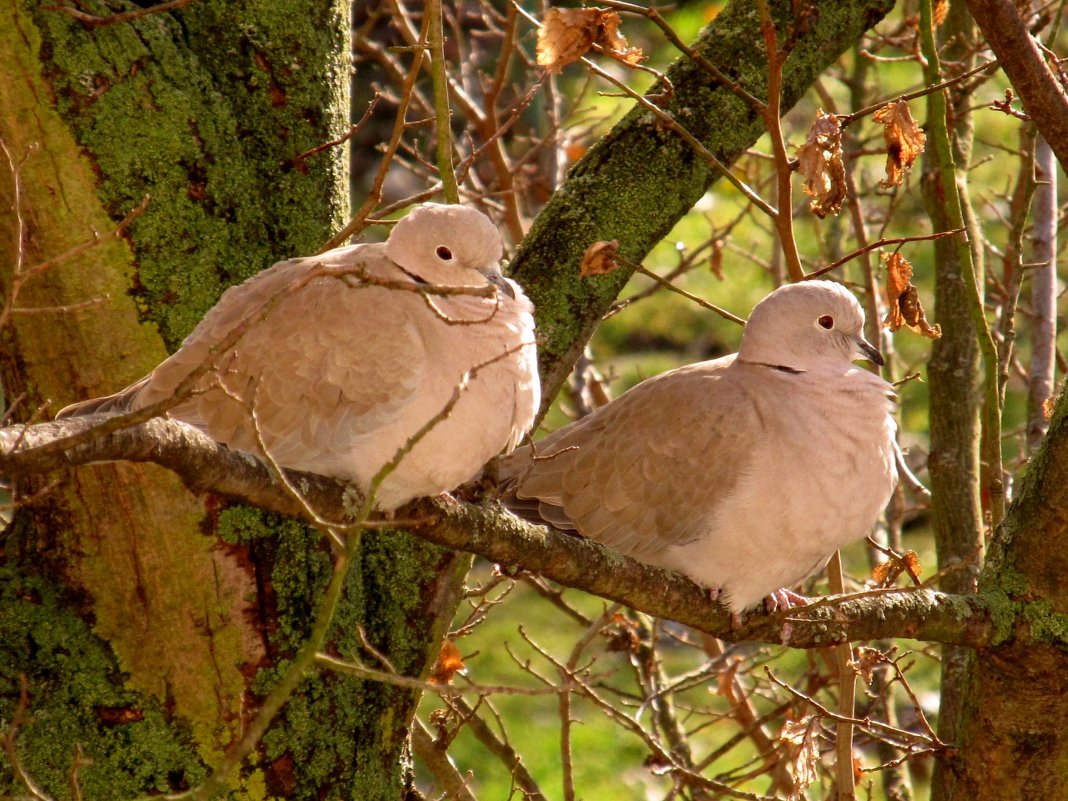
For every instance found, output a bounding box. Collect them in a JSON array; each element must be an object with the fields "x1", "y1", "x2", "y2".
[{"x1": 745, "y1": 360, "x2": 805, "y2": 374}]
